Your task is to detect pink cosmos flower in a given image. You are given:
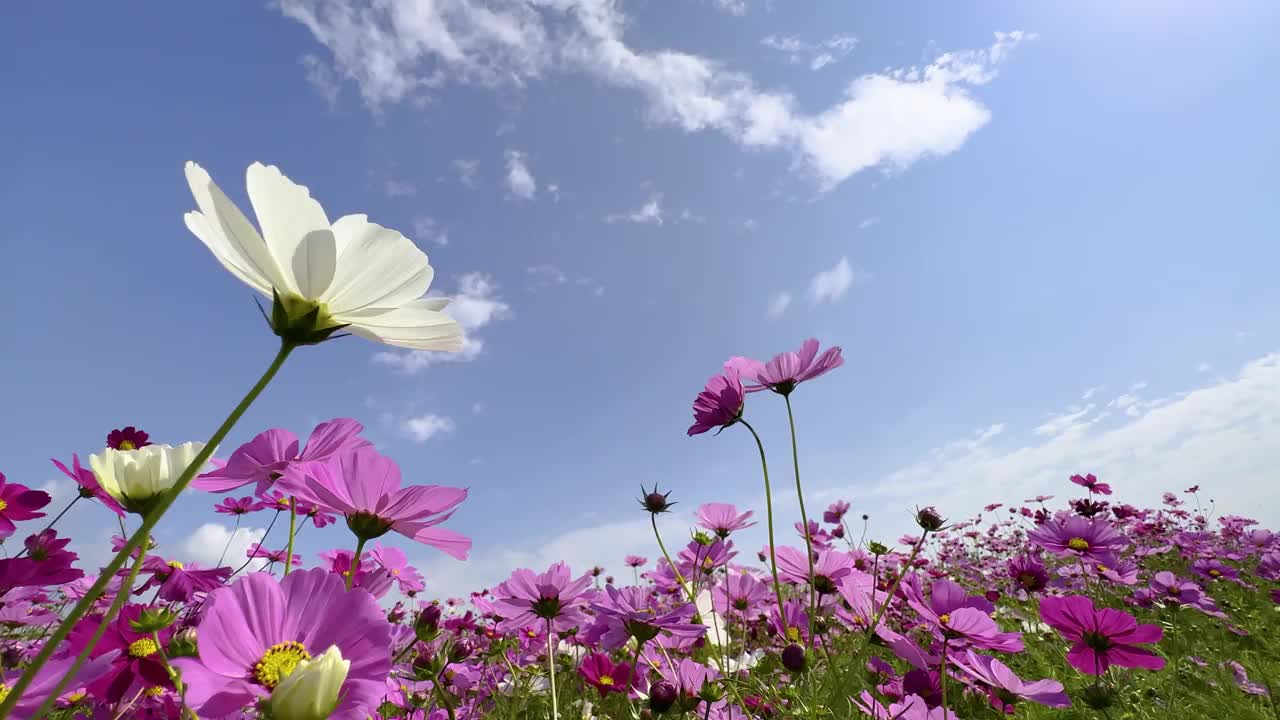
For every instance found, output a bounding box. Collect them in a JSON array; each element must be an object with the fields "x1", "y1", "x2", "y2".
[
  {"x1": 725, "y1": 338, "x2": 844, "y2": 396},
  {"x1": 1027, "y1": 516, "x2": 1127, "y2": 562},
  {"x1": 300, "y1": 447, "x2": 470, "y2": 559},
  {"x1": 823, "y1": 500, "x2": 851, "y2": 524},
  {"x1": 316, "y1": 549, "x2": 392, "y2": 599},
  {"x1": 687, "y1": 371, "x2": 745, "y2": 436},
  {"x1": 624, "y1": 555, "x2": 648, "y2": 568},
  {"x1": 1039, "y1": 595, "x2": 1164, "y2": 675},
  {"x1": 0, "y1": 474, "x2": 50, "y2": 540},
  {"x1": 588, "y1": 585, "x2": 706, "y2": 649},
  {"x1": 954, "y1": 650, "x2": 1071, "y2": 712},
  {"x1": 852, "y1": 692, "x2": 951, "y2": 720},
  {"x1": 1007, "y1": 554, "x2": 1049, "y2": 594},
  {"x1": 1192, "y1": 558, "x2": 1241, "y2": 583},
  {"x1": 713, "y1": 570, "x2": 769, "y2": 616},
  {"x1": 18, "y1": 531, "x2": 84, "y2": 587},
  {"x1": 68, "y1": 604, "x2": 175, "y2": 703},
  {"x1": 247, "y1": 544, "x2": 302, "y2": 567},
  {"x1": 368, "y1": 543, "x2": 426, "y2": 594},
  {"x1": 213, "y1": 496, "x2": 255, "y2": 516},
  {"x1": 776, "y1": 546, "x2": 854, "y2": 594},
  {"x1": 52, "y1": 454, "x2": 125, "y2": 517},
  {"x1": 1257, "y1": 551, "x2": 1280, "y2": 581},
  {"x1": 1069, "y1": 473, "x2": 1112, "y2": 495},
  {"x1": 696, "y1": 503, "x2": 755, "y2": 537},
  {"x1": 194, "y1": 418, "x2": 371, "y2": 495},
  {"x1": 578, "y1": 652, "x2": 634, "y2": 697},
  {"x1": 136, "y1": 557, "x2": 232, "y2": 603},
  {"x1": 0, "y1": 651, "x2": 119, "y2": 717},
  {"x1": 493, "y1": 562, "x2": 592, "y2": 633},
  {"x1": 173, "y1": 569, "x2": 392, "y2": 720}
]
